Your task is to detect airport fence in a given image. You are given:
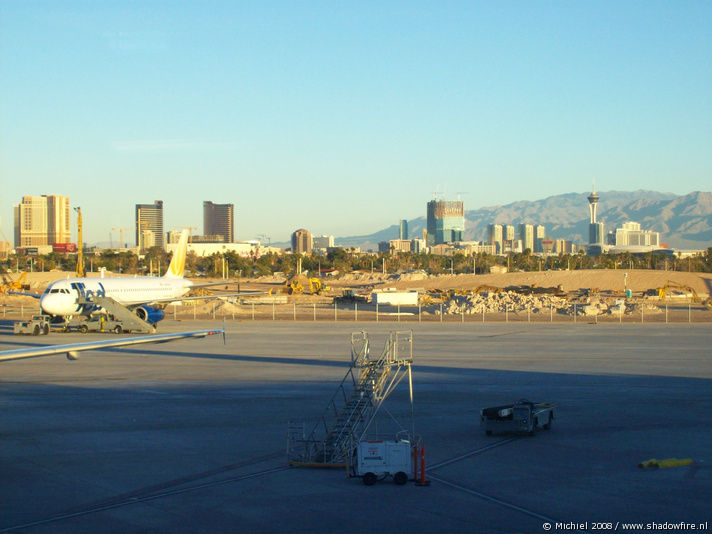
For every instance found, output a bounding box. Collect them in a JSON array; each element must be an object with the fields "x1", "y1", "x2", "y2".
[{"x1": 3, "y1": 300, "x2": 711, "y2": 325}]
